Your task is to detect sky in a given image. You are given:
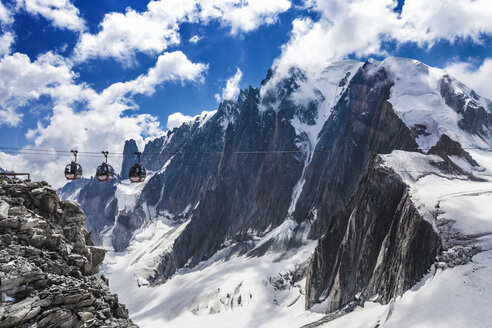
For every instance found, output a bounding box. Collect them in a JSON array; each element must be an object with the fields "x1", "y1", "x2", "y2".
[{"x1": 0, "y1": 0, "x2": 491, "y2": 187}]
